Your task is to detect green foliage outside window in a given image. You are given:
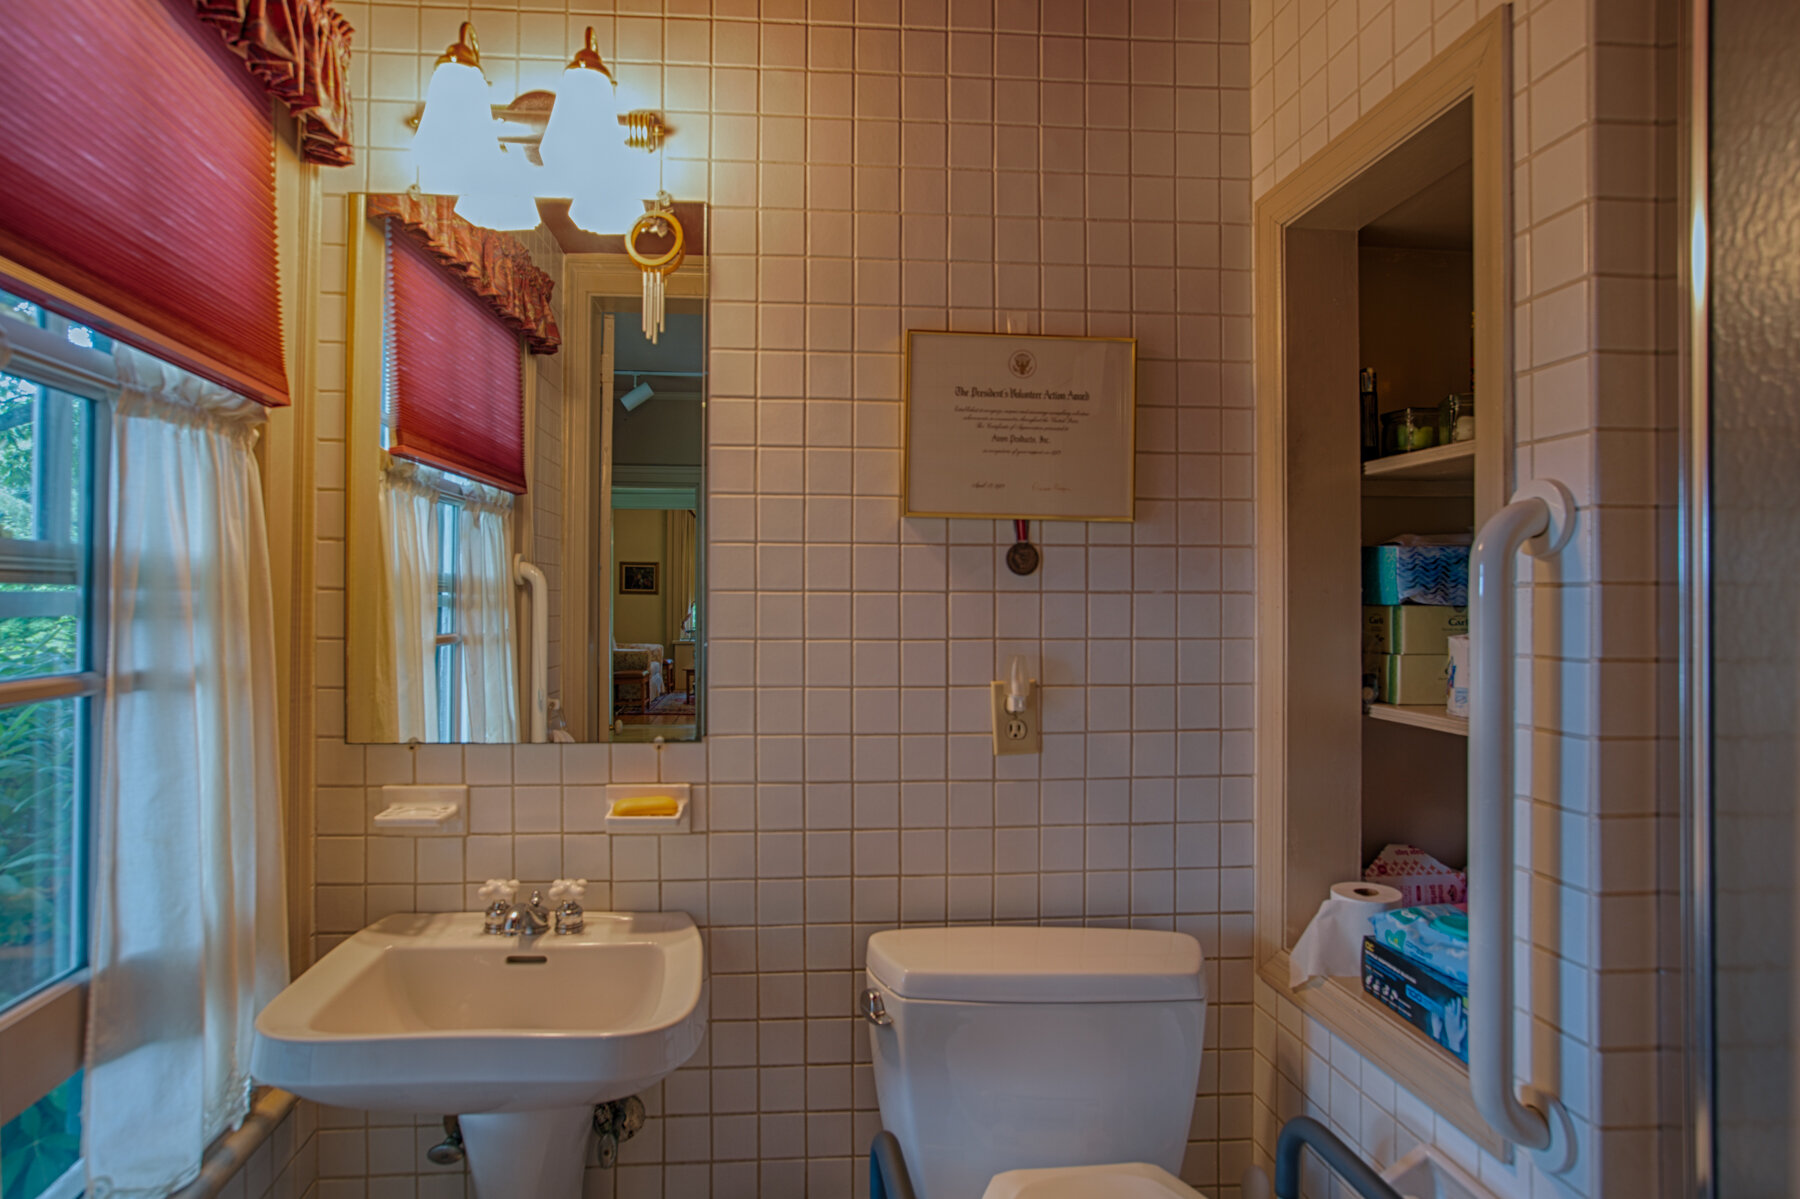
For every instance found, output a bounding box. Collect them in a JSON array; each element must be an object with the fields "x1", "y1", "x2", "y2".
[
  {"x1": 0, "y1": 1072, "x2": 82, "y2": 1199},
  {"x1": 0, "y1": 698, "x2": 78, "y2": 1006},
  {"x1": 0, "y1": 366, "x2": 84, "y2": 1007}
]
